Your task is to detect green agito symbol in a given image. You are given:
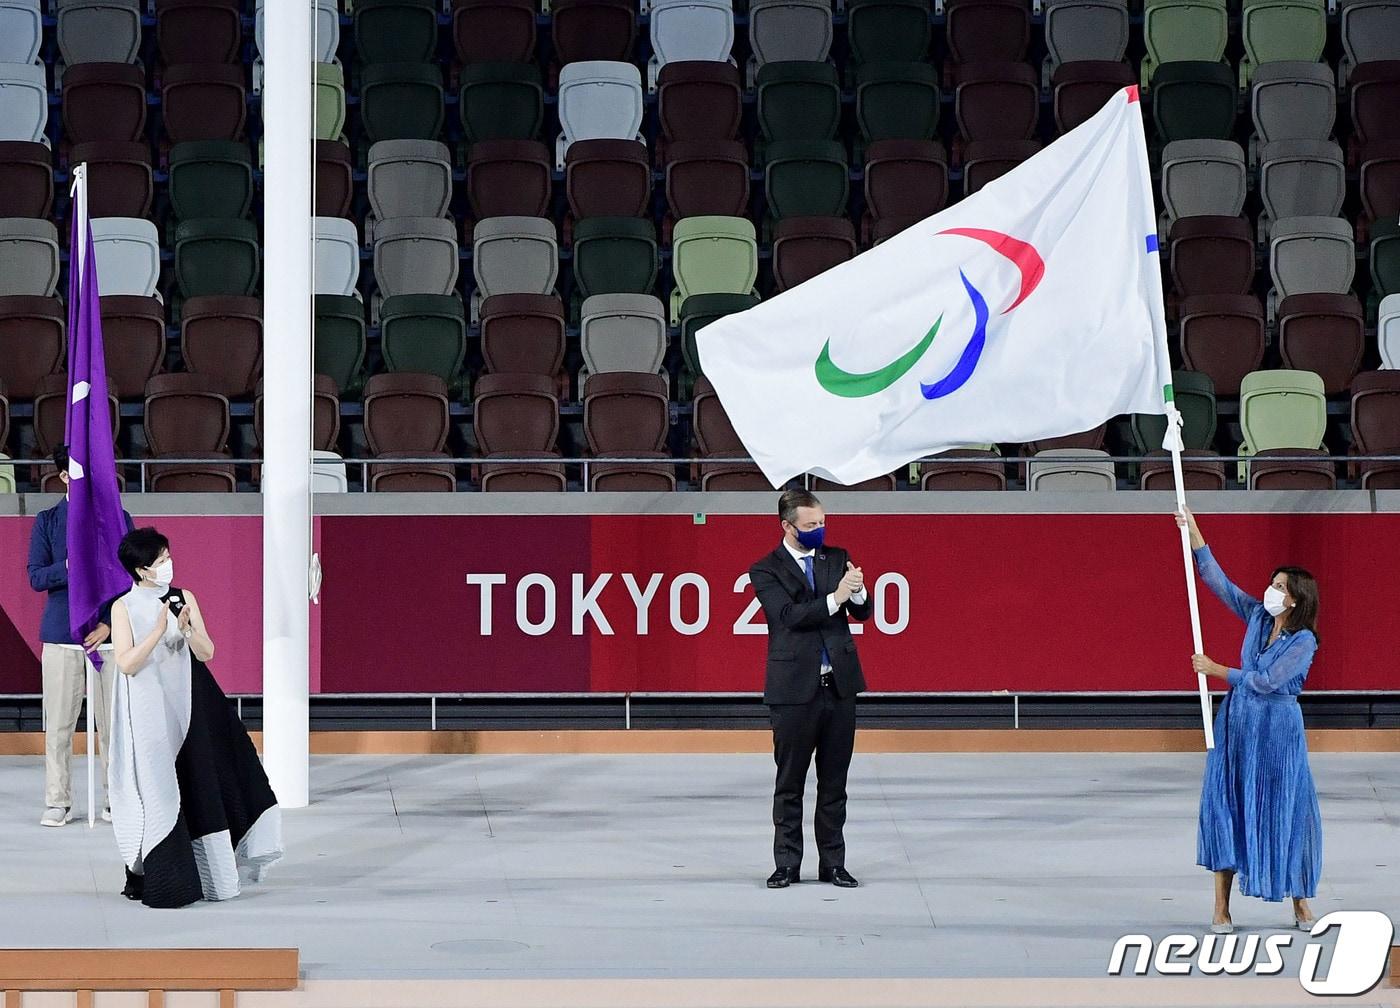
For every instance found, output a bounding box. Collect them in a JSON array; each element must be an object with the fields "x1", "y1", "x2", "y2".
[{"x1": 813, "y1": 315, "x2": 942, "y2": 399}]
